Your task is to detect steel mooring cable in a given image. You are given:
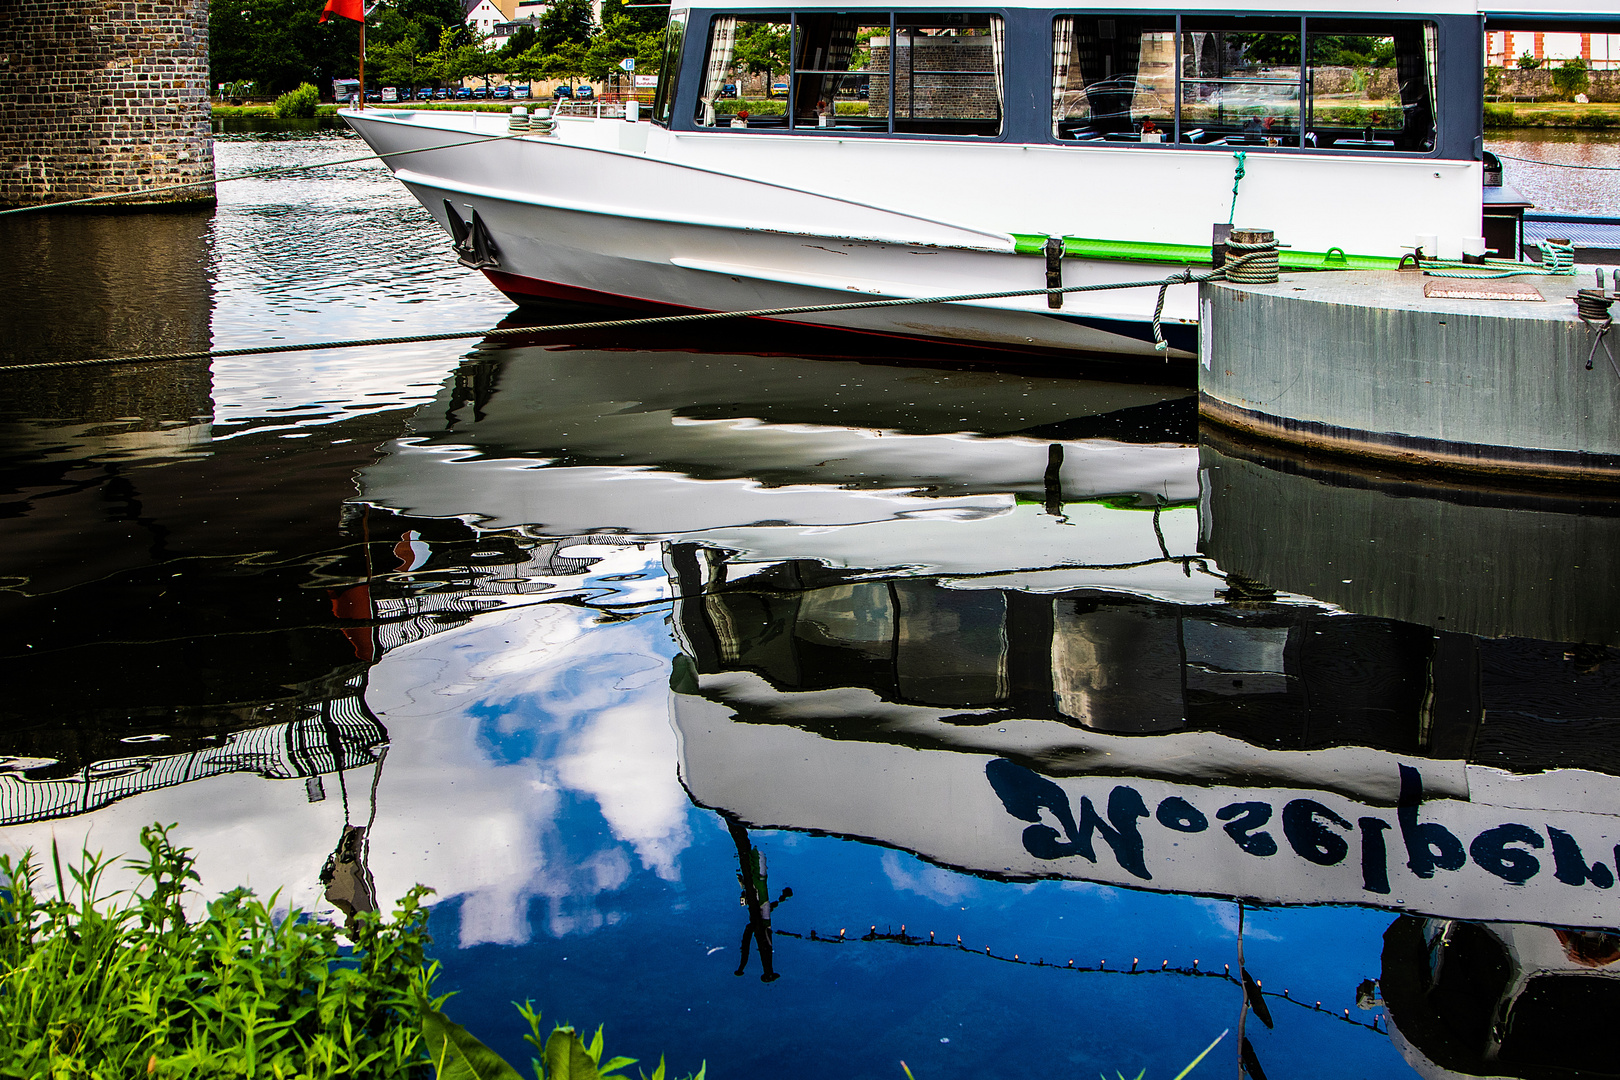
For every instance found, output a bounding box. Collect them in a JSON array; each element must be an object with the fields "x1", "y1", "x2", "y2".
[{"x1": 1, "y1": 253, "x2": 1269, "y2": 373}]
